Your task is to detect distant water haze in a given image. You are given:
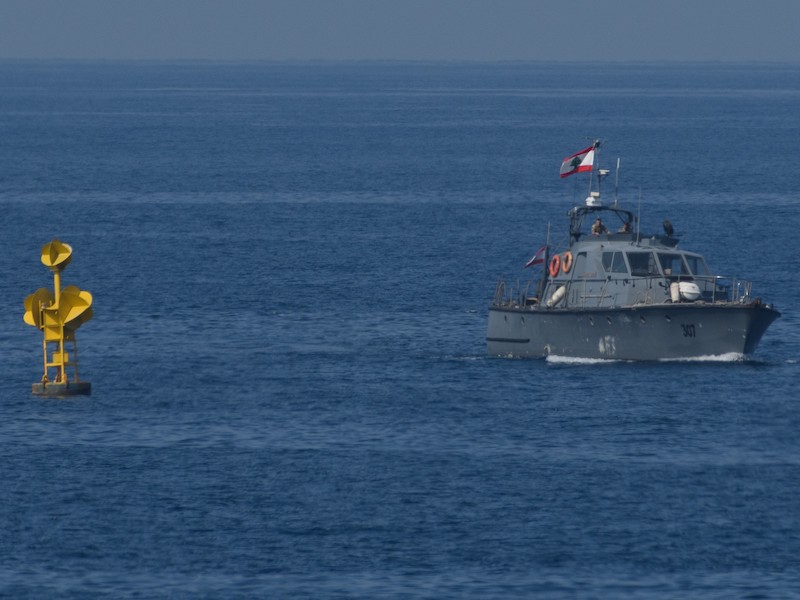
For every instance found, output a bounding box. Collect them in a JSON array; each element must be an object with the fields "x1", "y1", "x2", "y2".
[{"x1": 1, "y1": 0, "x2": 799, "y2": 62}]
